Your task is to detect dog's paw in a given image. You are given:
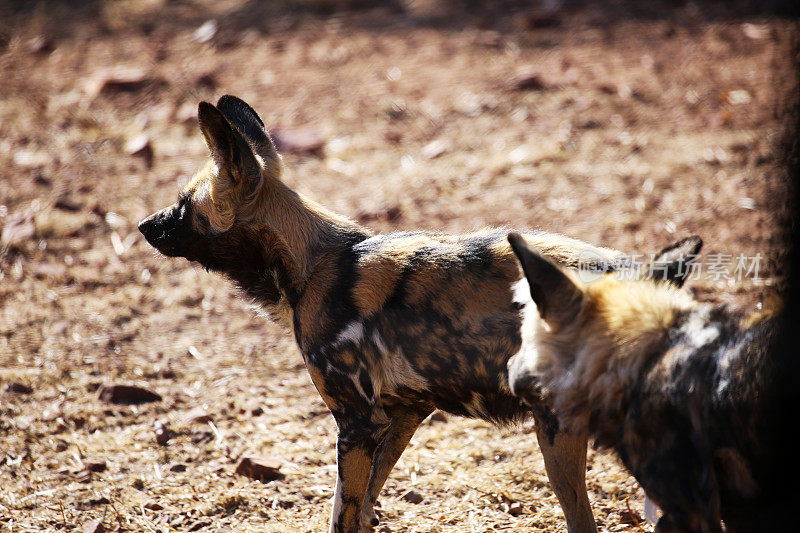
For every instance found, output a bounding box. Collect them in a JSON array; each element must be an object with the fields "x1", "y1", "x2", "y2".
[{"x1": 359, "y1": 504, "x2": 379, "y2": 532}]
